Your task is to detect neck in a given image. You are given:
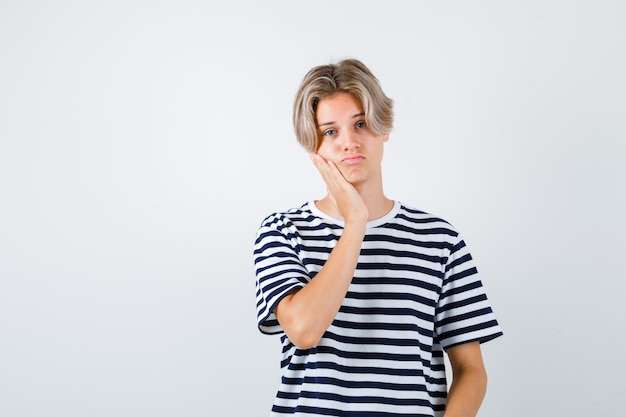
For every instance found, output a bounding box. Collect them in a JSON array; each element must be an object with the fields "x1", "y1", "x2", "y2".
[{"x1": 317, "y1": 182, "x2": 393, "y2": 222}]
